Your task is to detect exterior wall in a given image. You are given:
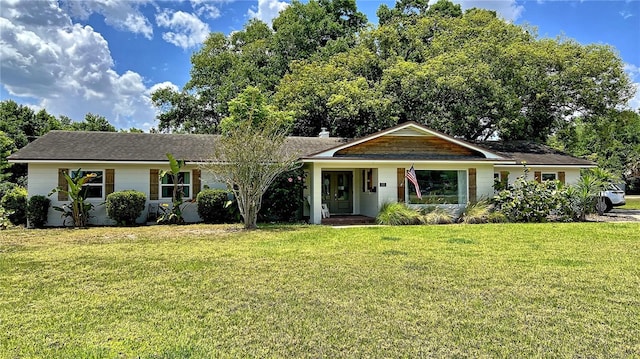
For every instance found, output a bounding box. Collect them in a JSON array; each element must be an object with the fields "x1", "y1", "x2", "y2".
[
  {"x1": 27, "y1": 163, "x2": 221, "y2": 227},
  {"x1": 307, "y1": 161, "x2": 495, "y2": 224},
  {"x1": 494, "y1": 166, "x2": 582, "y2": 186},
  {"x1": 359, "y1": 168, "x2": 379, "y2": 218}
]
